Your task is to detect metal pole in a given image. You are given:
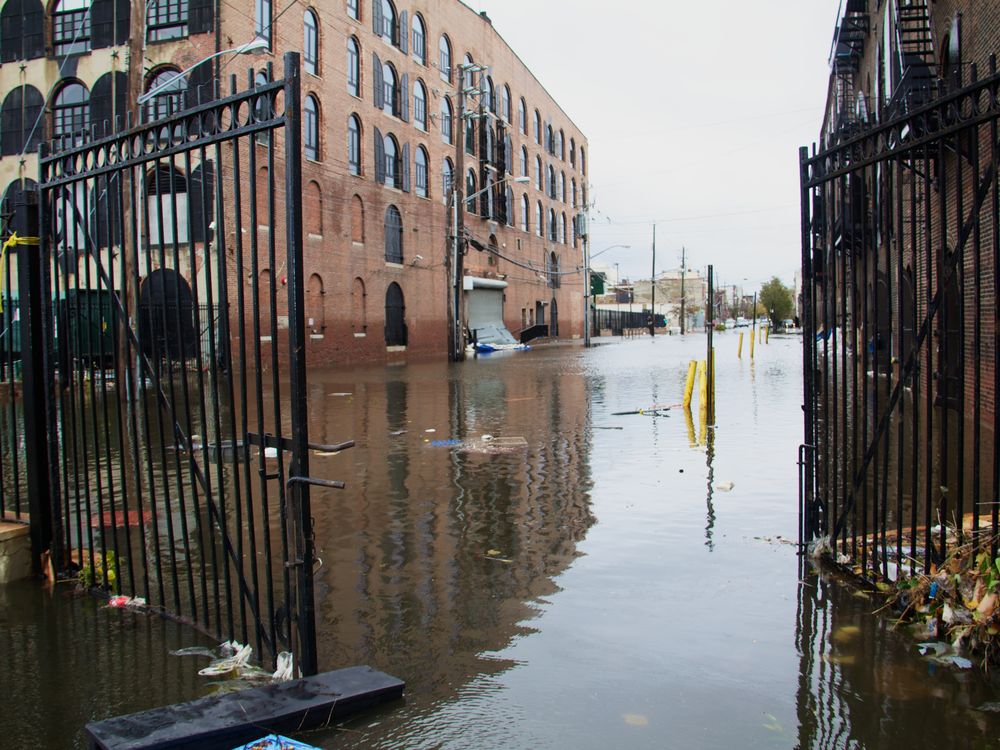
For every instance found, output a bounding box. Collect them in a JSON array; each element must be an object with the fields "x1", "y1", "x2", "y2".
[
  {"x1": 680, "y1": 246, "x2": 686, "y2": 335},
  {"x1": 707, "y1": 264, "x2": 714, "y2": 423},
  {"x1": 451, "y1": 64, "x2": 467, "y2": 362},
  {"x1": 799, "y1": 146, "x2": 816, "y2": 541},
  {"x1": 650, "y1": 225, "x2": 656, "y2": 336},
  {"x1": 583, "y1": 232, "x2": 591, "y2": 347}
]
